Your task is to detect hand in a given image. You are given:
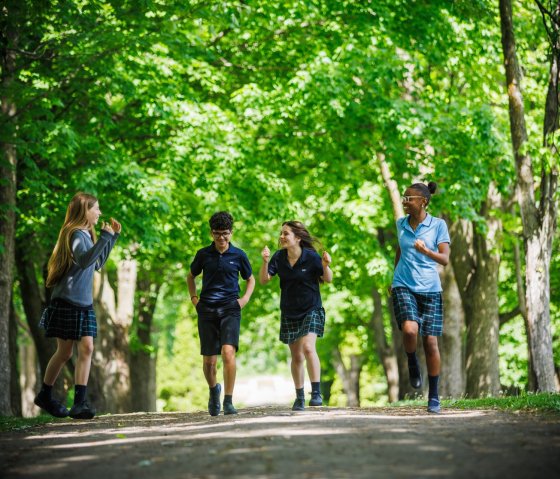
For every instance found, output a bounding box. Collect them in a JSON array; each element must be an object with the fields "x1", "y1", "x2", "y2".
[
  {"x1": 110, "y1": 217, "x2": 122, "y2": 234},
  {"x1": 414, "y1": 239, "x2": 429, "y2": 255},
  {"x1": 192, "y1": 296, "x2": 199, "y2": 307},
  {"x1": 261, "y1": 245, "x2": 270, "y2": 262},
  {"x1": 101, "y1": 221, "x2": 115, "y2": 235},
  {"x1": 322, "y1": 251, "x2": 331, "y2": 266},
  {"x1": 237, "y1": 297, "x2": 248, "y2": 309}
]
